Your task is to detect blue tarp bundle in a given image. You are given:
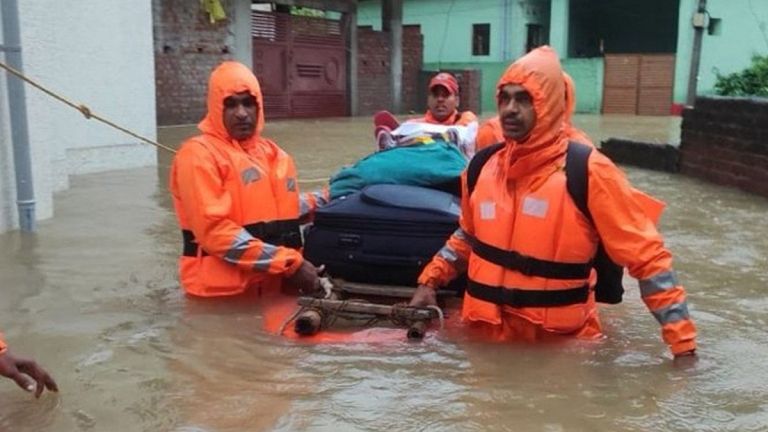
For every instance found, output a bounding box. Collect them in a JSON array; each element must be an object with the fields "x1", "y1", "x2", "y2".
[{"x1": 328, "y1": 140, "x2": 468, "y2": 200}]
